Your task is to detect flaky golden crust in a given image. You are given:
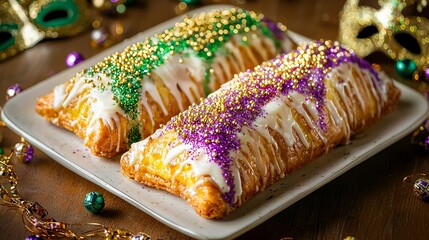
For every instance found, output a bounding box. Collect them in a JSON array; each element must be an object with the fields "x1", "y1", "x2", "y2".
[
  {"x1": 36, "y1": 86, "x2": 130, "y2": 158},
  {"x1": 121, "y1": 131, "x2": 229, "y2": 218},
  {"x1": 120, "y1": 62, "x2": 400, "y2": 219}
]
